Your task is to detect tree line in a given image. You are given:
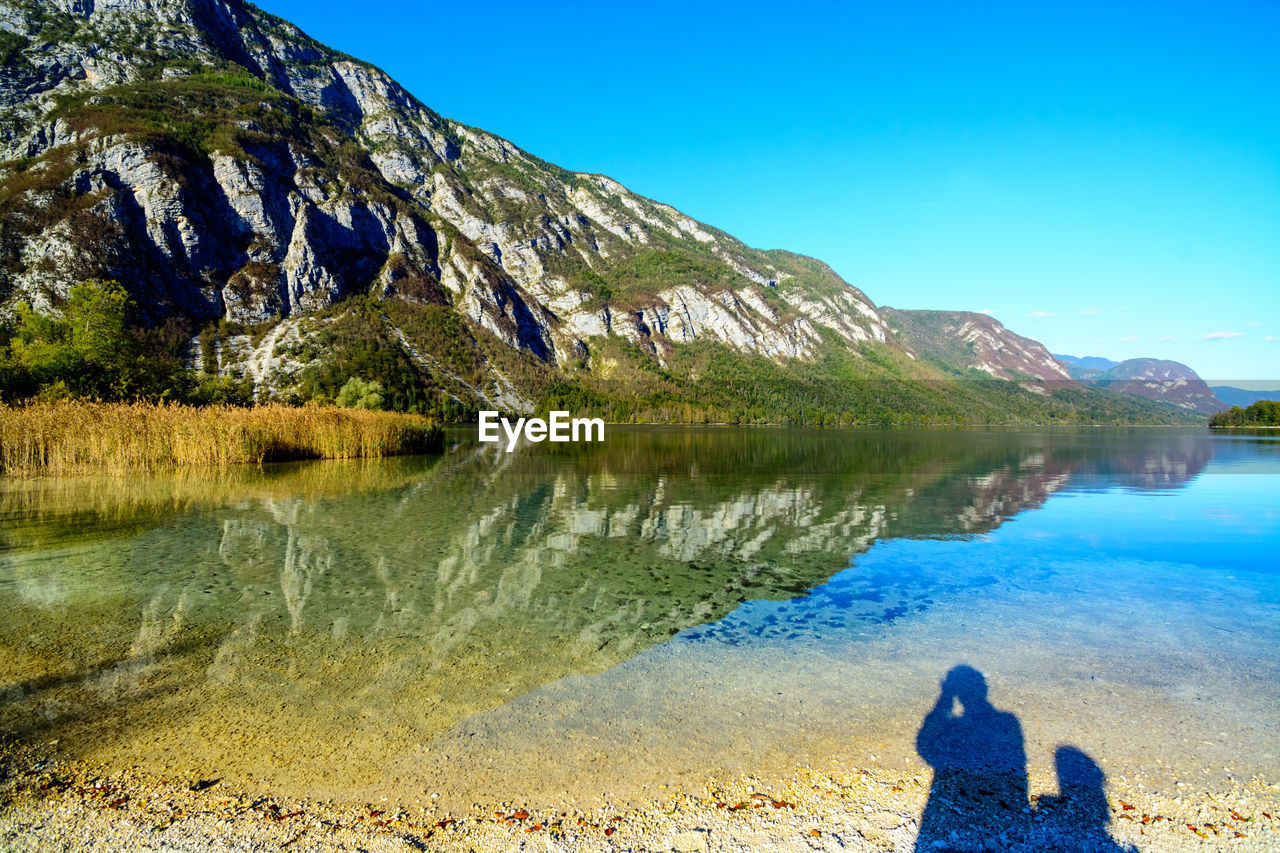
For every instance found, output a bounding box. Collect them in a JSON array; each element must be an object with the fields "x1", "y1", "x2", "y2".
[{"x1": 1209, "y1": 400, "x2": 1280, "y2": 427}]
